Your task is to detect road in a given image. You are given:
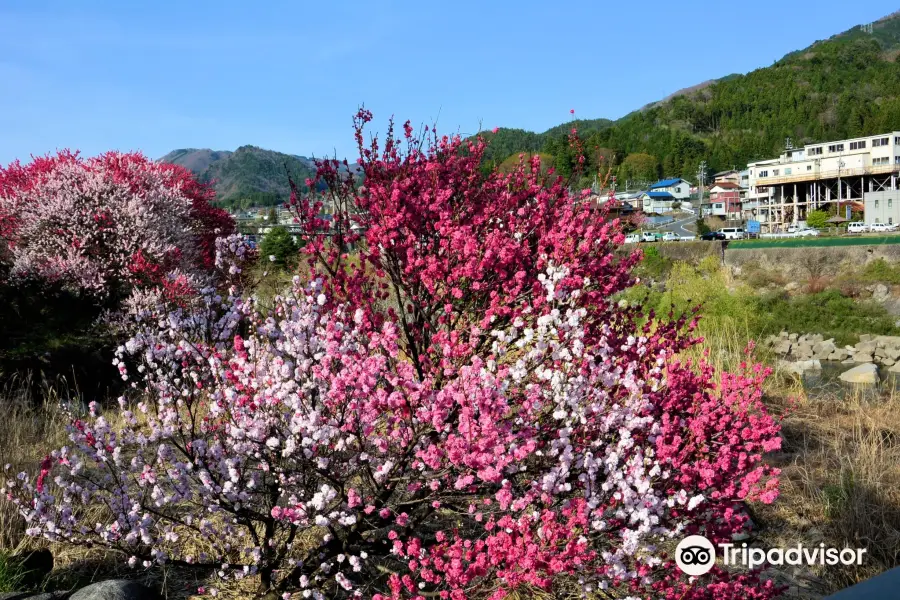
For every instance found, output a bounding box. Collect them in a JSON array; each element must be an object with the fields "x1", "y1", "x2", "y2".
[{"x1": 656, "y1": 213, "x2": 698, "y2": 238}]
